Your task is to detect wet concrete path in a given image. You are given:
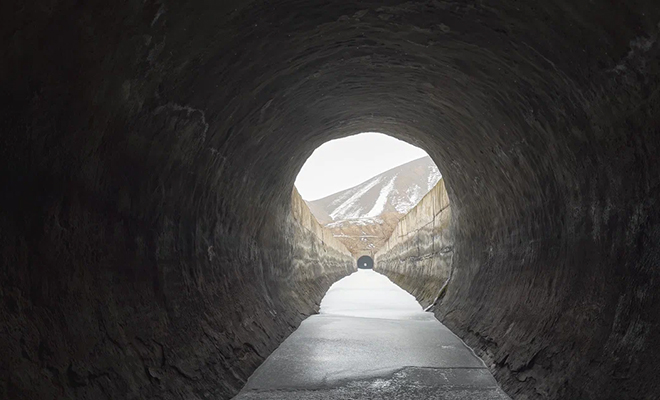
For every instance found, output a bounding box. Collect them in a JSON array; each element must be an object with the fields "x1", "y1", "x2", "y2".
[{"x1": 234, "y1": 270, "x2": 510, "y2": 399}]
